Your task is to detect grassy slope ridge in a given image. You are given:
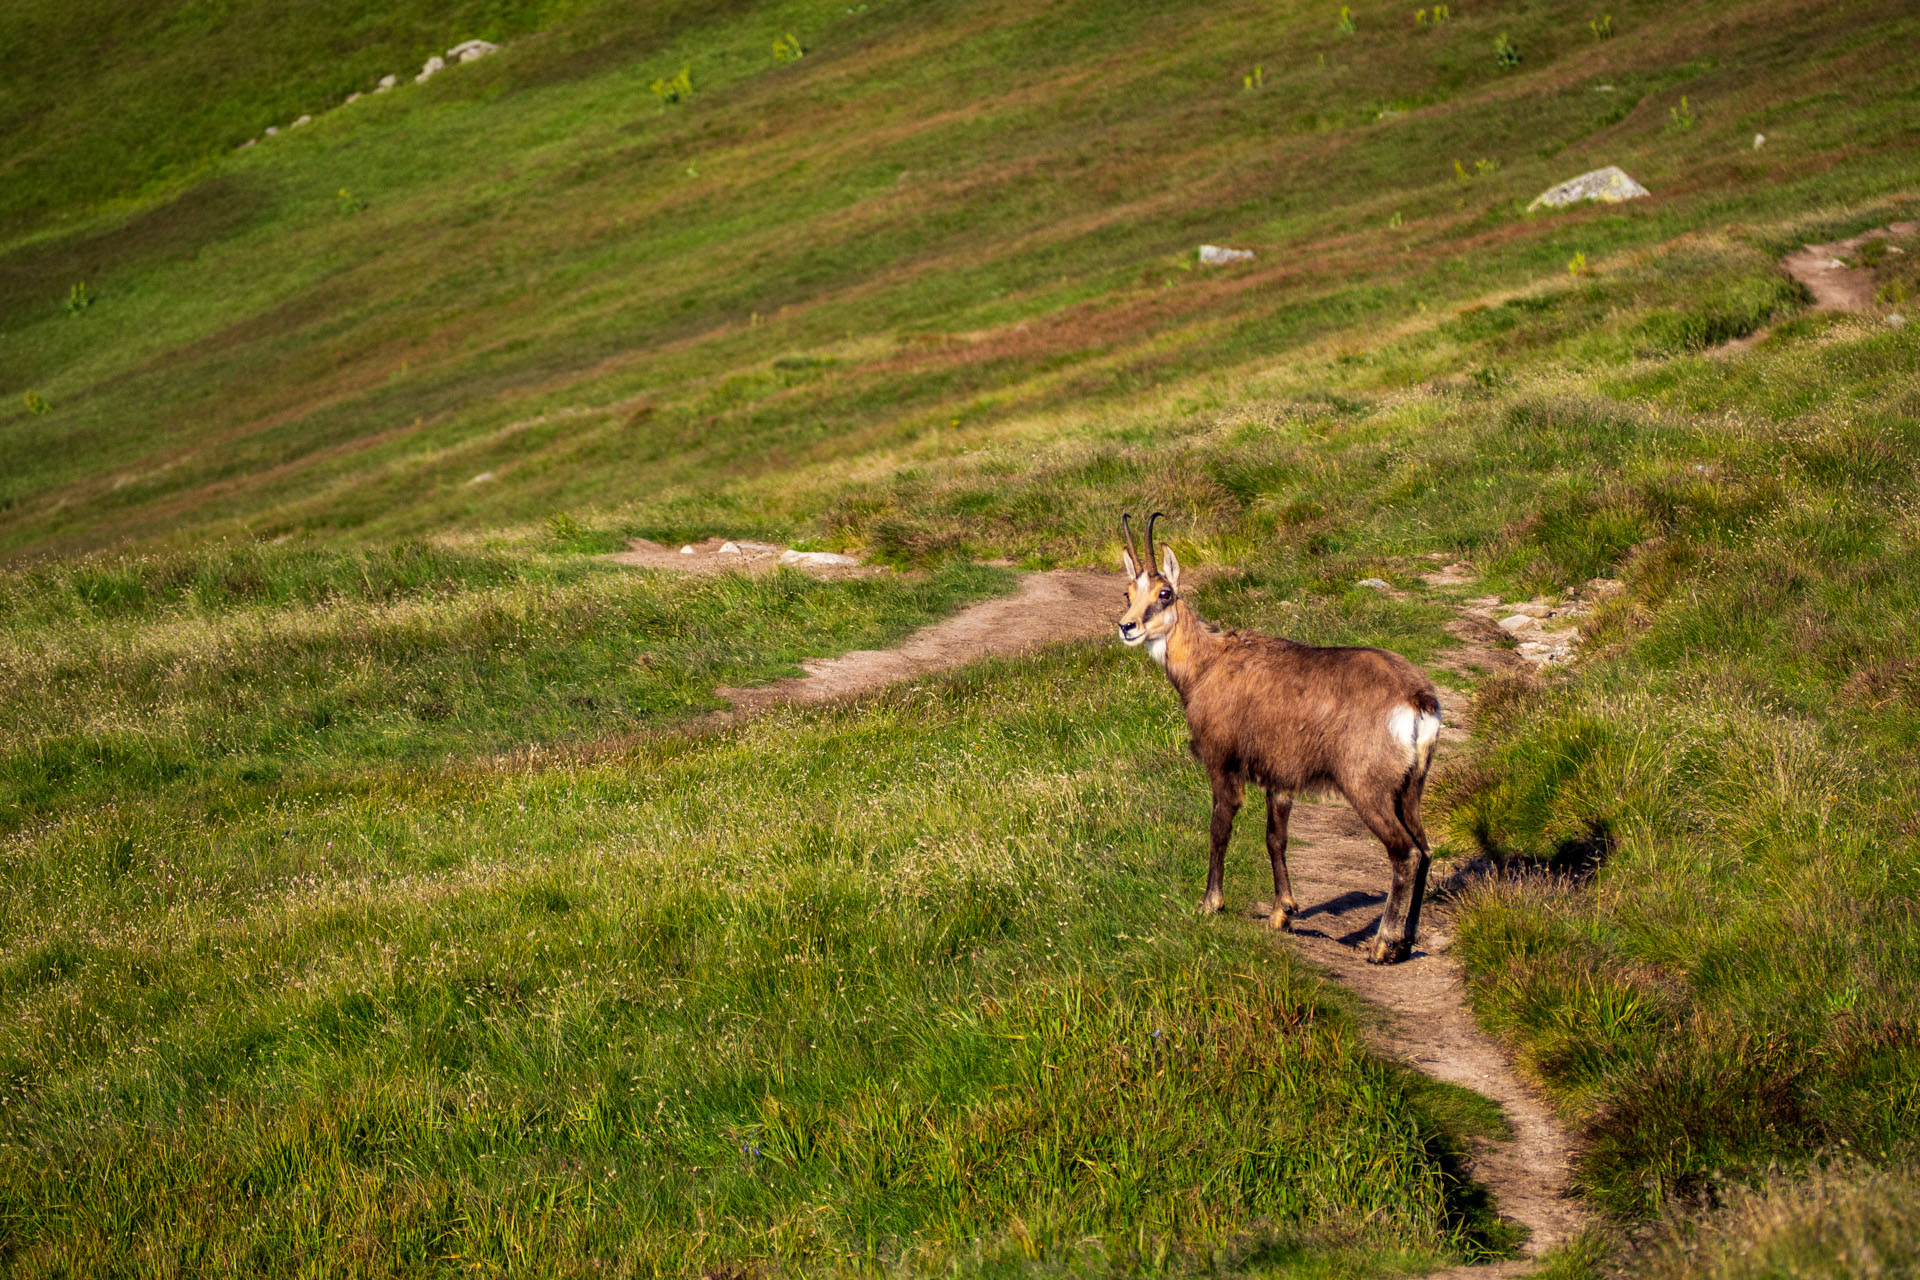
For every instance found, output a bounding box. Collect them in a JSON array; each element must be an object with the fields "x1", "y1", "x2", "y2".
[{"x1": 2, "y1": 0, "x2": 1920, "y2": 1274}]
